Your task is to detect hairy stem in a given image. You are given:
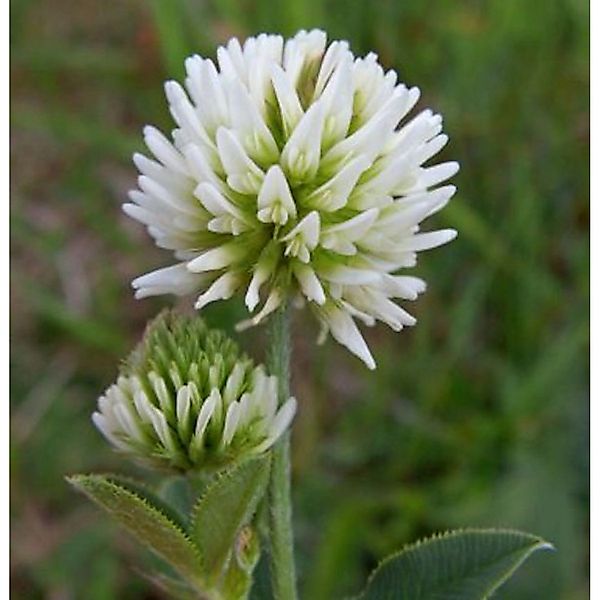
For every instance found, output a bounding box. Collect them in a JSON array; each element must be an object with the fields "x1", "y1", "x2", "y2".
[{"x1": 266, "y1": 305, "x2": 297, "y2": 600}]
